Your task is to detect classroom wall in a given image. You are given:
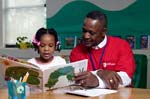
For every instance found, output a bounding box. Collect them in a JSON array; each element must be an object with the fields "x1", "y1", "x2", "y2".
[
  {"x1": 46, "y1": 0, "x2": 150, "y2": 49},
  {"x1": 0, "y1": 0, "x2": 150, "y2": 48}
]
